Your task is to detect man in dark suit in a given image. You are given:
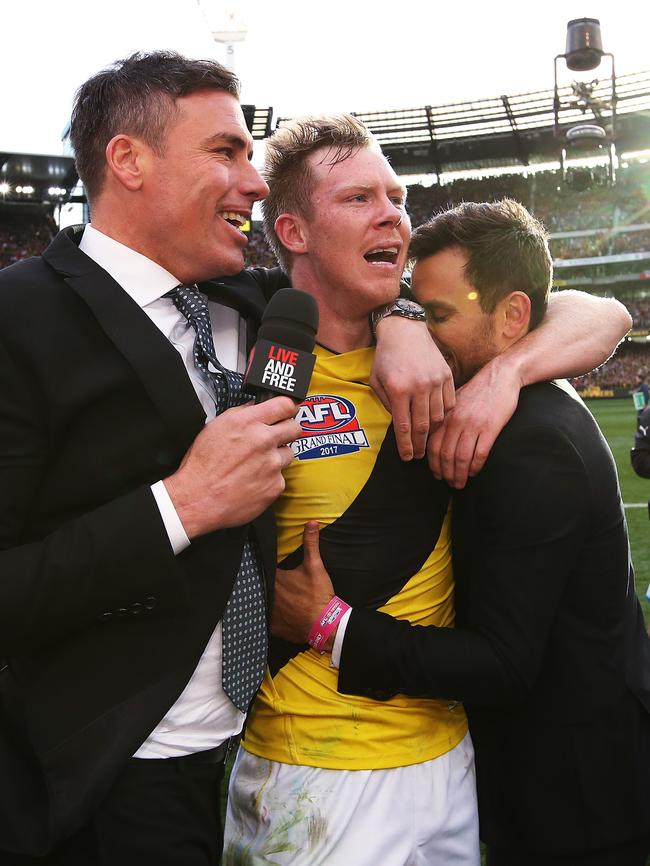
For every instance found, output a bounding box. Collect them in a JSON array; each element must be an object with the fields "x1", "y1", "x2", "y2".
[
  {"x1": 273, "y1": 200, "x2": 650, "y2": 865},
  {"x1": 0, "y1": 51, "x2": 304, "y2": 865}
]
